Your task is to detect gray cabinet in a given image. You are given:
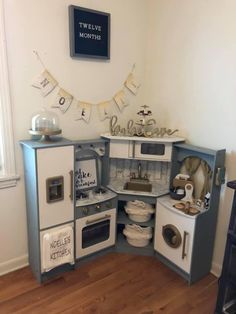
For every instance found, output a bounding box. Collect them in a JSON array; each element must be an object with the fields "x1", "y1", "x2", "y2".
[
  {"x1": 104, "y1": 136, "x2": 226, "y2": 284},
  {"x1": 21, "y1": 136, "x2": 226, "y2": 285},
  {"x1": 115, "y1": 195, "x2": 156, "y2": 256}
]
